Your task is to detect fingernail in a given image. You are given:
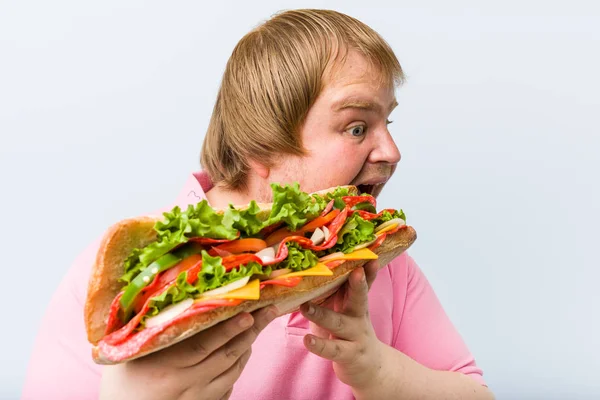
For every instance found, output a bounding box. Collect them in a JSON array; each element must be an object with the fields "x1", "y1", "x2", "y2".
[
  {"x1": 307, "y1": 305, "x2": 315, "y2": 315},
  {"x1": 310, "y1": 336, "x2": 316, "y2": 346},
  {"x1": 239, "y1": 314, "x2": 253, "y2": 328}
]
